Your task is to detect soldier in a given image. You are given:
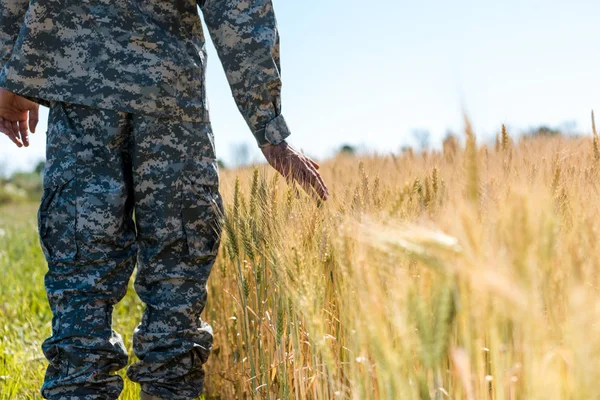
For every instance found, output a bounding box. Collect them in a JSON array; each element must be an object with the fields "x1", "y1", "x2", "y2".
[{"x1": 0, "y1": 1, "x2": 329, "y2": 399}]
